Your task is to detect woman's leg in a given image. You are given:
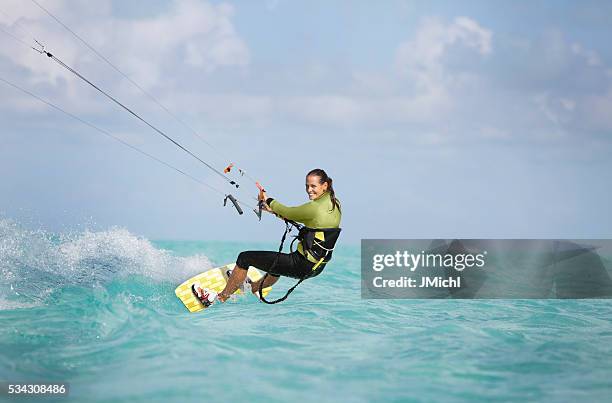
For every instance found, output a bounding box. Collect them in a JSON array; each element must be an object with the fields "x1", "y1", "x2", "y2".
[
  {"x1": 218, "y1": 265, "x2": 248, "y2": 302},
  {"x1": 250, "y1": 274, "x2": 280, "y2": 297},
  {"x1": 220, "y1": 267, "x2": 279, "y2": 301},
  {"x1": 218, "y1": 250, "x2": 303, "y2": 302}
]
